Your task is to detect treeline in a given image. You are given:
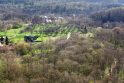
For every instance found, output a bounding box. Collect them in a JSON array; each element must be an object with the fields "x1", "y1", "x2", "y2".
[
  {"x1": 0, "y1": 0, "x2": 123, "y2": 23},
  {"x1": 91, "y1": 7, "x2": 124, "y2": 23},
  {"x1": 1, "y1": 0, "x2": 124, "y2": 4}
]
